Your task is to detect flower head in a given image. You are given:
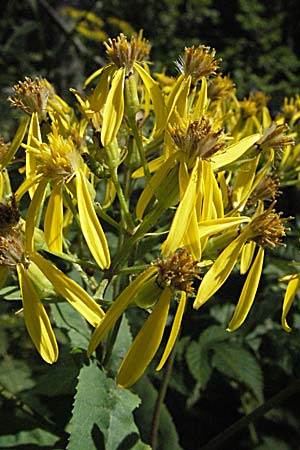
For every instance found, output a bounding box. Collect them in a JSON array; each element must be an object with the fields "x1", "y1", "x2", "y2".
[
  {"x1": 240, "y1": 97, "x2": 258, "y2": 119},
  {"x1": 8, "y1": 77, "x2": 53, "y2": 121},
  {"x1": 207, "y1": 73, "x2": 236, "y2": 101},
  {"x1": 154, "y1": 248, "x2": 200, "y2": 295},
  {"x1": 104, "y1": 30, "x2": 151, "y2": 75},
  {"x1": 249, "y1": 175, "x2": 280, "y2": 205},
  {"x1": 256, "y1": 123, "x2": 295, "y2": 150},
  {"x1": 0, "y1": 197, "x2": 20, "y2": 235},
  {"x1": 27, "y1": 125, "x2": 81, "y2": 180},
  {"x1": 248, "y1": 203, "x2": 291, "y2": 248},
  {"x1": 176, "y1": 45, "x2": 221, "y2": 84},
  {"x1": 170, "y1": 117, "x2": 226, "y2": 167}
]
